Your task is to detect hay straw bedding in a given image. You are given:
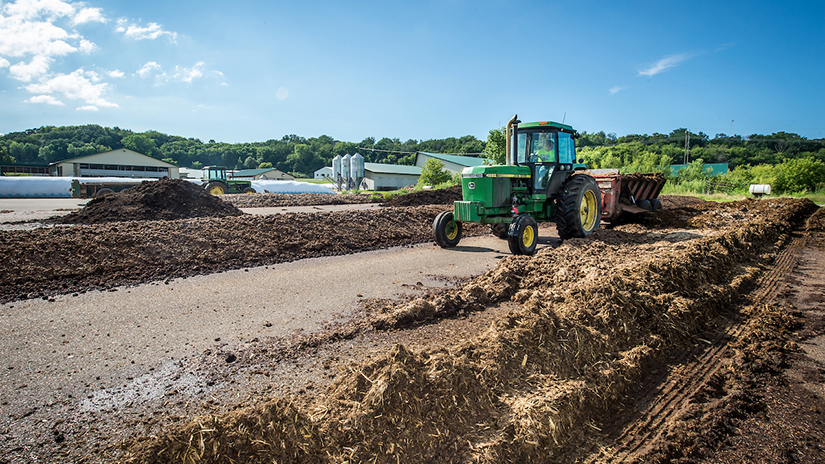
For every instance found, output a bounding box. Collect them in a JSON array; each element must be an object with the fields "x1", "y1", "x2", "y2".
[{"x1": 120, "y1": 198, "x2": 819, "y2": 463}]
